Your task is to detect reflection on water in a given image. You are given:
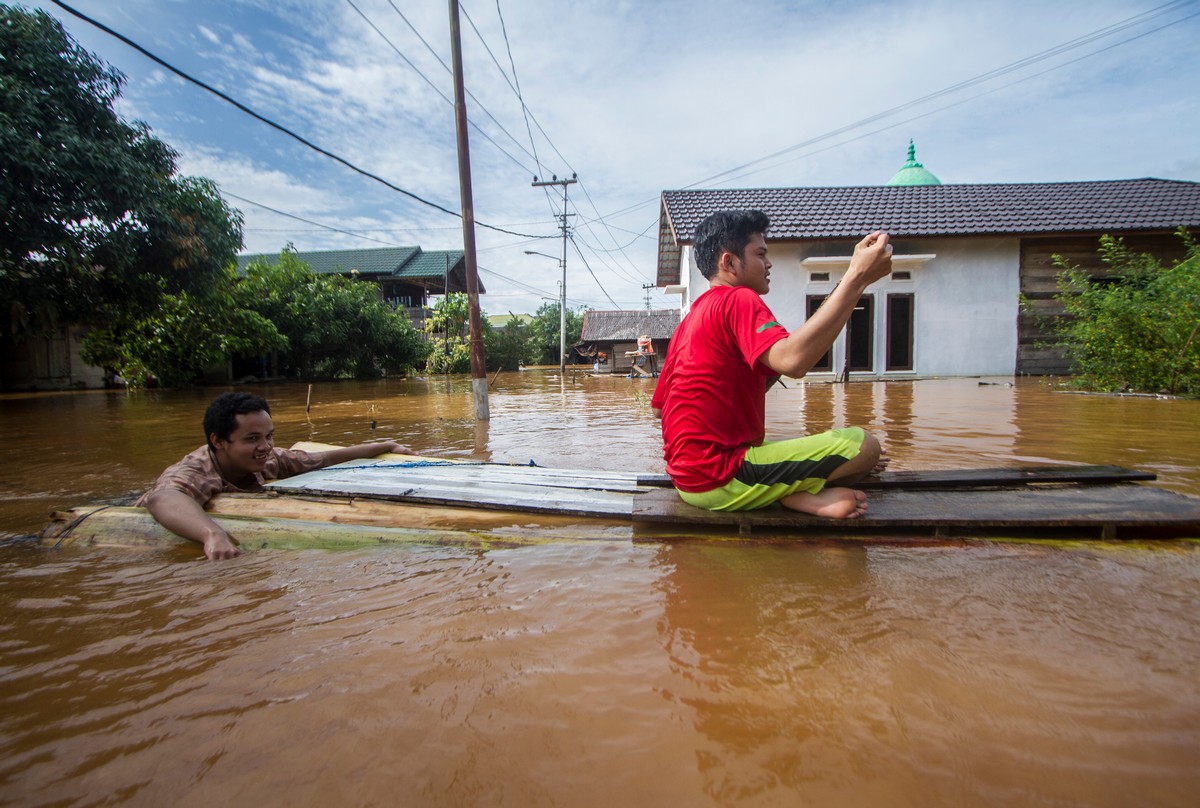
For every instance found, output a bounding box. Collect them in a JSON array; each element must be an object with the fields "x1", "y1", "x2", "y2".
[{"x1": 1, "y1": 374, "x2": 1199, "y2": 805}]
